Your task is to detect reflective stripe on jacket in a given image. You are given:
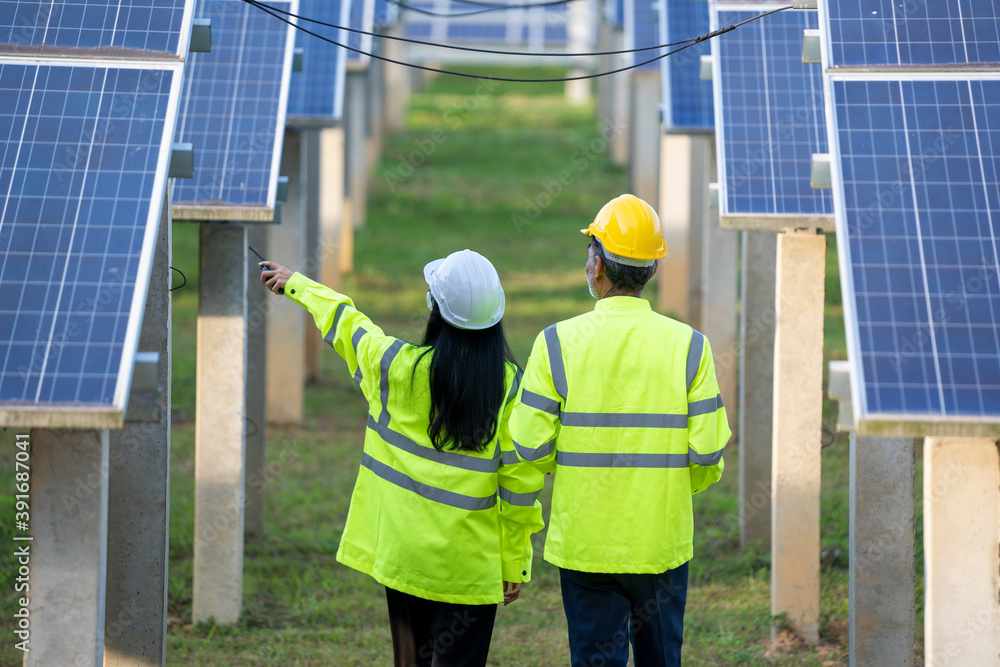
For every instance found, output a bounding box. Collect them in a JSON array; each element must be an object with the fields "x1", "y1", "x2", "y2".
[
  {"x1": 509, "y1": 296, "x2": 730, "y2": 574},
  {"x1": 285, "y1": 272, "x2": 544, "y2": 605}
]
